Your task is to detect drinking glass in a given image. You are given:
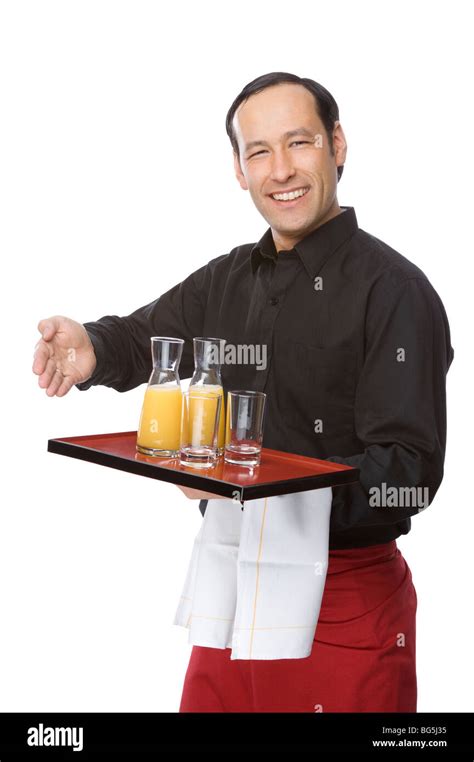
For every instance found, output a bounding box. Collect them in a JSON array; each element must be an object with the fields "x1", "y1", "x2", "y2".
[
  {"x1": 224, "y1": 390, "x2": 266, "y2": 467},
  {"x1": 180, "y1": 390, "x2": 222, "y2": 468}
]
